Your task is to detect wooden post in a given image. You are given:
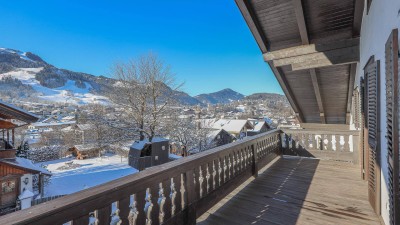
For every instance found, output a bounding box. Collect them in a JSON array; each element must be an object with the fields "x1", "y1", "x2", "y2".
[
  {"x1": 12, "y1": 129, "x2": 15, "y2": 147},
  {"x1": 39, "y1": 174, "x2": 44, "y2": 198},
  {"x1": 251, "y1": 144, "x2": 258, "y2": 178},
  {"x1": 6, "y1": 129, "x2": 9, "y2": 146}
]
